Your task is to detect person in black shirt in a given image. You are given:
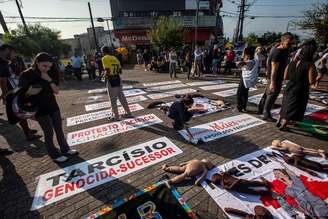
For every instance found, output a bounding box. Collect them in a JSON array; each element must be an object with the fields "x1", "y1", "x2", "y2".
[
  {"x1": 258, "y1": 33, "x2": 294, "y2": 121},
  {"x1": 168, "y1": 96, "x2": 194, "y2": 130},
  {"x1": 19, "y1": 53, "x2": 78, "y2": 163},
  {"x1": 0, "y1": 44, "x2": 39, "y2": 141}
]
